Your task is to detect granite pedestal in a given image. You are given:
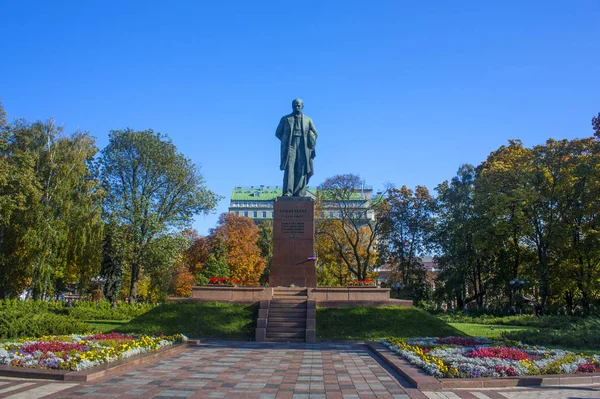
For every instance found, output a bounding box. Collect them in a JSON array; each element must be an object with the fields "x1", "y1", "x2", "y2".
[{"x1": 269, "y1": 197, "x2": 316, "y2": 287}]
